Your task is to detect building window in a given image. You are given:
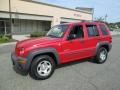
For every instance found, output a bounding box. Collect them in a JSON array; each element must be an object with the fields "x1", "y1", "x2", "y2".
[
  {"x1": 0, "y1": 20, "x2": 11, "y2": 35},
  {"x1": 86, "y1": 25, "x2": 99, "y2": 37},
  {"x1": 0, "y1": 21, "x2": 5, "y2": 34}
]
